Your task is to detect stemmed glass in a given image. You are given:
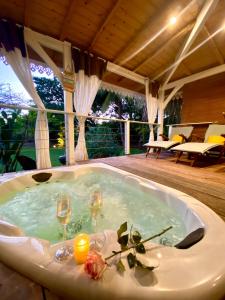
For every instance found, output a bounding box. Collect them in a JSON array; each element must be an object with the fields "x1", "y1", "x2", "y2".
[
  {"x1": 55, "y1": 194, "x2": 73, "y2": 262},
  {"x1": 90, "y1": 189, "x2": 105, "y2": 251}
]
